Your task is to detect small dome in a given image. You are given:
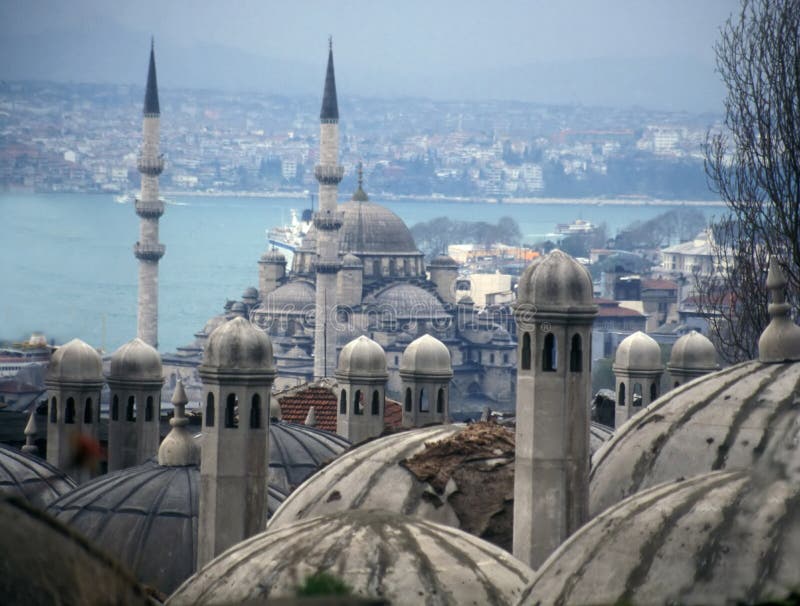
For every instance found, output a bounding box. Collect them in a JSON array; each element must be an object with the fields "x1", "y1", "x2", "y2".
[
  {"x1": 517, "y1": 249, "x2": 593, "y2": 309},
  {"x1": 200, "y1": 317, "x2": 274, "y2": 374},
  {"x1": 158, "y1": 381, "x2": 199, "y2": 467},
  {"x1": 46, "y1": 338, "x2": 103, "y2": 384},
  {"x1": 400, "y1": 334, "x2": 453, "y2": 378},
  {"x1": 458, "y1": 295, "x2": 475, "y2": 306},
  {"x1": 261, "y1": 280, "x2": 315, "y2": 314},
  {"x1": 242, "y1": 286, "x2": 258, "y2": 300},
  {"x1": 336, "y1": 335, "x2": 387, "y2": 380},
  {"x1": 370, "y1": 283, "x2": 450, "y2": 319},
  {"x1": 0, "y1": 444, "x2": 76, "y2": 509},
  {"x1": 108, "y1": 337, "x2": 163, "y2": 383},
  {"x1": 758, "y1": 258, "x2": 800, "y2": 362},
  {"x1": 229, "y1": 301, "x2": 246, "y2": 313},
  {"x1": 260, "y1": 248, "x2": 286, "y2": 263},
  {"x1": 168, "y1": 510, "x2": 534, "y2": 606},
  {"x1": 668, "y1": 330, "x2": 718, "y2": 372},
  {"x1": 613, "y1": 330, "x2": 663, "y2": 372},
  {"x1": 341, "y1": 252, "x2": 362, "y2": 268},
  {"x1": 491, "y1": 326, "x2": 512, "y2": 343},
  {"x1": 429, "y1": 254, "x2": 459, "y2": 267}
]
